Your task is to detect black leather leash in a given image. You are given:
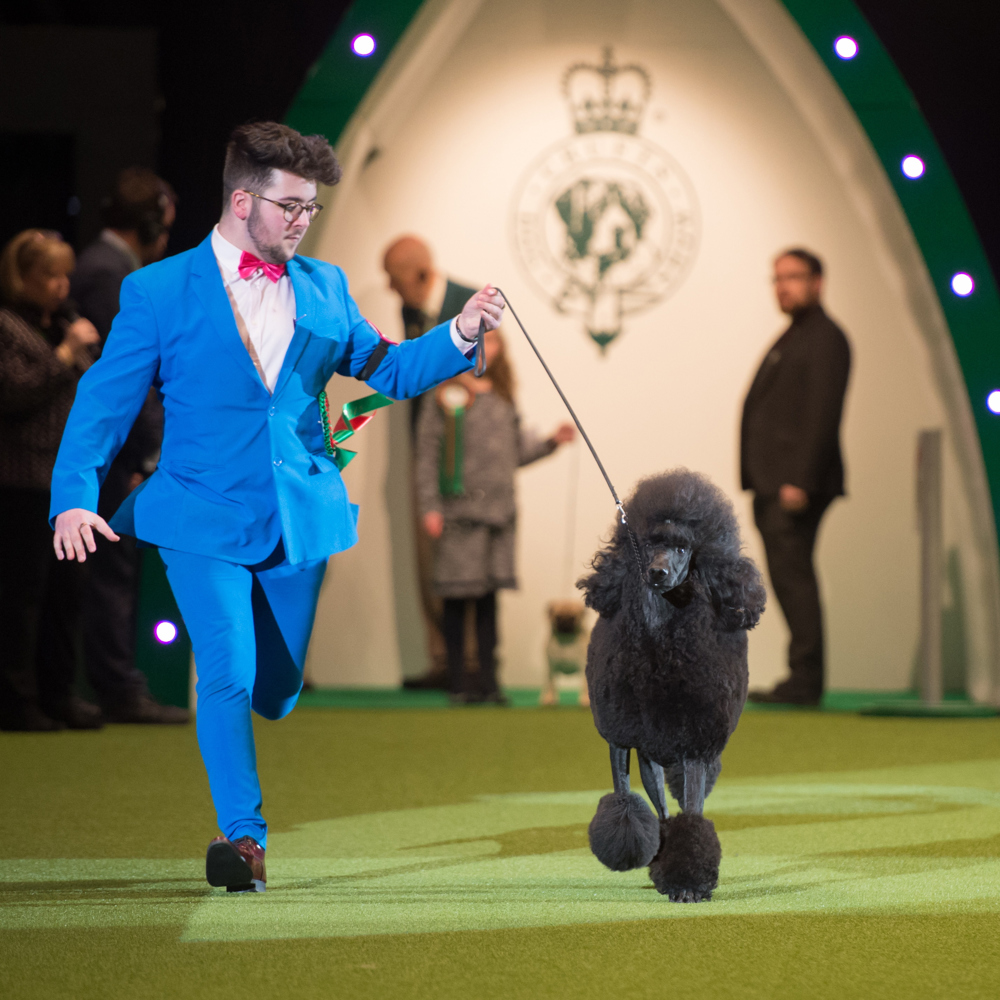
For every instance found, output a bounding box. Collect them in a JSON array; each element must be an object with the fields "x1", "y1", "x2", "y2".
[{"x1": 474, "y1": 292, "x2": 645, "y2": 578}]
